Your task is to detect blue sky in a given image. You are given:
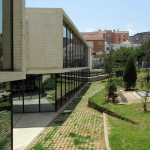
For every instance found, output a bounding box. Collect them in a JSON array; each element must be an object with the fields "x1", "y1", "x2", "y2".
[{"x1": 0, "y1": 0, "x2": 150, "y2": 35}]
